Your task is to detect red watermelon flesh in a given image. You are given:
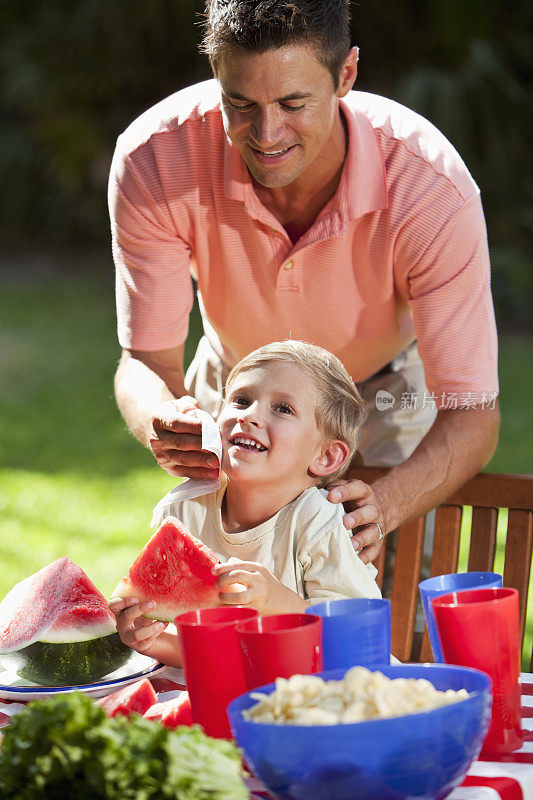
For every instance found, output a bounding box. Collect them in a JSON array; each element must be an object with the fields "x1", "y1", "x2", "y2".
[
  {"x1": 0, "y1": 558, "x2": 116, "y2": 653},
  {"x1": 97, "y1": 678, "x2": 157, "y2": 717},
  {"x1": 143, "y1": 693, "x2": 193, "y2": 728},
  {"x1": 111, "y1": 517, "x2": 223, "y2": 621}
]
